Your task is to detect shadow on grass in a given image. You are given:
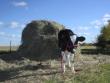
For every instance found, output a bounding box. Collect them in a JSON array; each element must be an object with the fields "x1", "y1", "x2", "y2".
[
  {"x1": 0, "y1": 68, "x2": 20, "y2": 82},
  {"x1": 0, "y1": 63, "x2": 59, "y2": 82},
  {"x1": 0, "y1": 50, "x2": 60, "y2": 62},
  {"x1": 0, "y1": 51, "x2": 24, "y2": 62},
  {"x1": 0, "y1": 51, "x2": 15, "y2": 55}
]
